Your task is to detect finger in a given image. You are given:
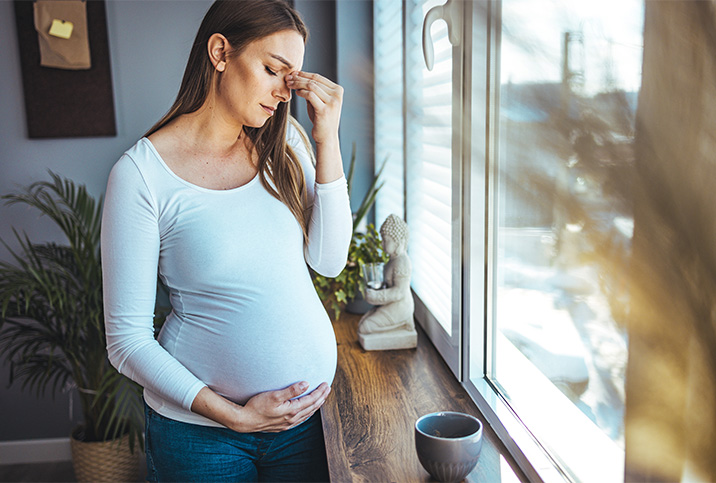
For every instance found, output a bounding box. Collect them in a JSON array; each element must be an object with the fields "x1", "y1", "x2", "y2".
[
  {"x1": 293, "y1": 88, "x2": 328, "y2": 109},
  {"x1": 293, "y1": 390, "x2": 329, "y2": 422},
  {"x1": 263, "y1": 388, "x2": 327, "y2": 433},
  {"x1": 291, "y1": 82, "x2": 332, "y2": 106},
  {"x1": 286, "y1": 73, "x2": 340, "y2": 104},
  {"x1": 287, "y1": 408, "x2": 319, "y2": 431},
  {"x1": 288, "y1": 71, "x2": 339, "y2": 91},
  {"x1": 288, "y1": 382, "x2": 330, "y2": 411},
  {"x1": 274, "y1": 381, "x2": 310, "y2": 403},
  {"x1": 286, "y1": 388, "x2": 330, "y2": 428}
]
